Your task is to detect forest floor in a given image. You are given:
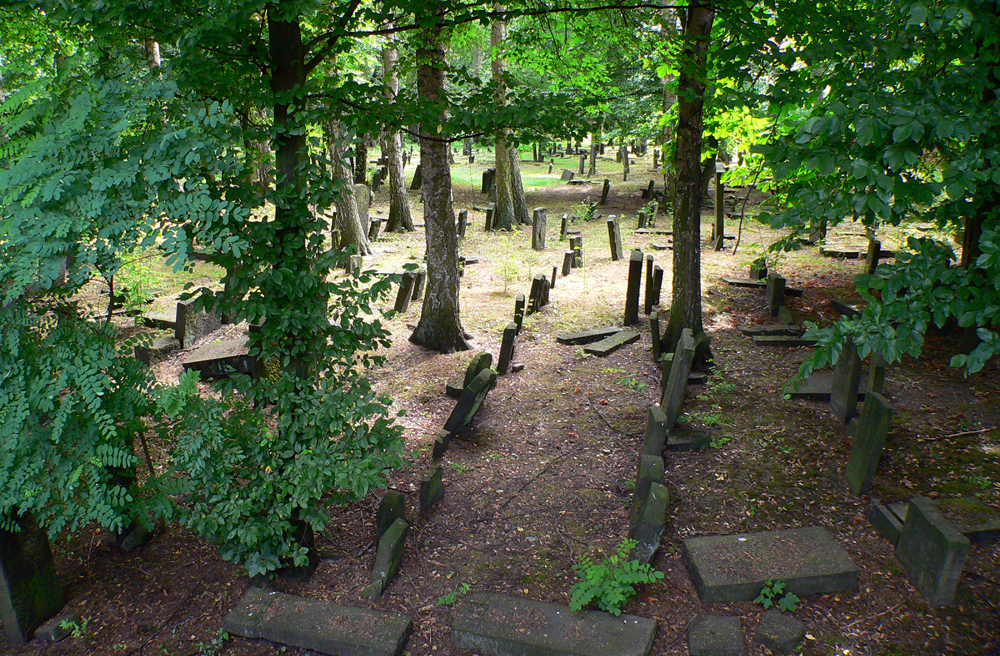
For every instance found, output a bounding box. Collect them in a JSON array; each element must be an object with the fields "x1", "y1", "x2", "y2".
[{"x1": 6, "y1": 150, "x2": 1000, "y2": 656}]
